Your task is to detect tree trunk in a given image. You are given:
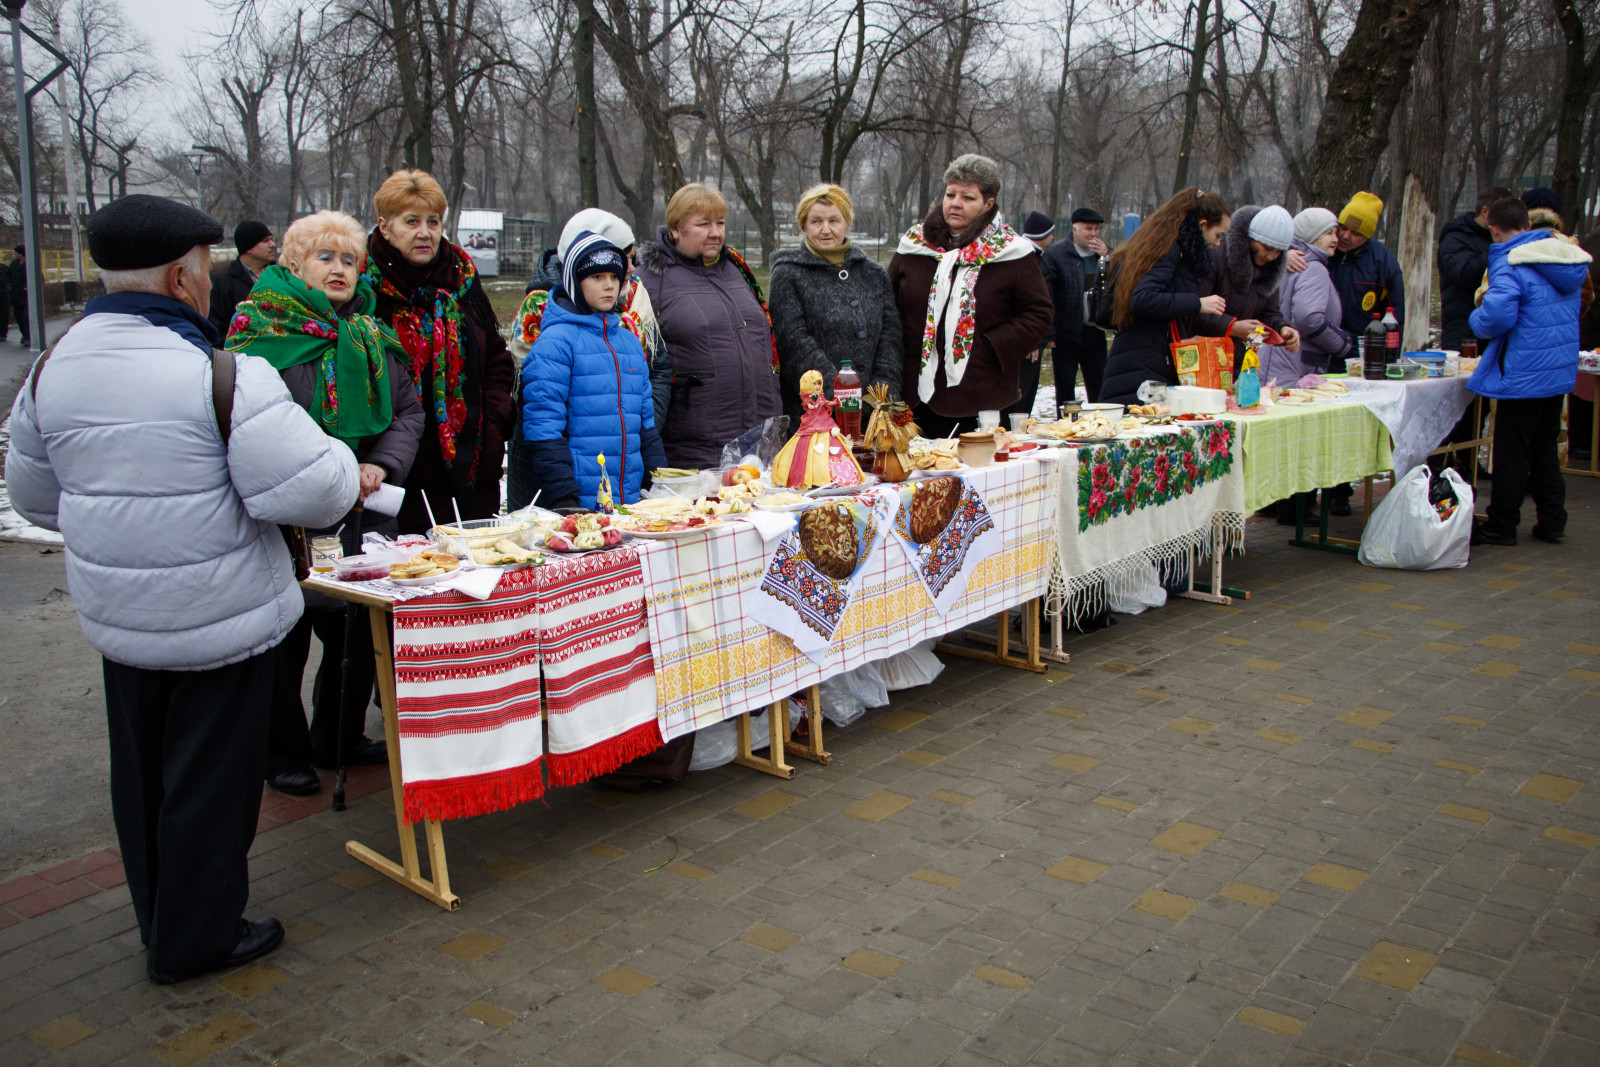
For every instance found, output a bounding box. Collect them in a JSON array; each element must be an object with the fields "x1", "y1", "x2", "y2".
[
  {"x1": 1045, "y1": 3, "x2": 1075, "y2": 216},
  {"x1": 1305, "y1": 0, "x2": 1452, "y2": 207},
  {"x1": 575, "y1": 0, "x2": 599, "y2": 208},
  {"x1": 1173, "y1": 0, "x2": 1211, "y2": 193},
  {"x1": 1395, "y1": 8, "x2": 1455, "y2": 349},
  {"x1": 1550, "y1": 0, "x2": 1600, "y2": 232}
]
